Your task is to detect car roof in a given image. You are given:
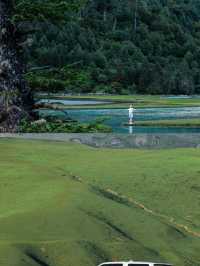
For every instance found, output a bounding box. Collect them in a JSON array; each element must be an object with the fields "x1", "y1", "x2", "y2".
[{"x1": 99, "y1": 262, "x2": 173, "y2": 265}]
